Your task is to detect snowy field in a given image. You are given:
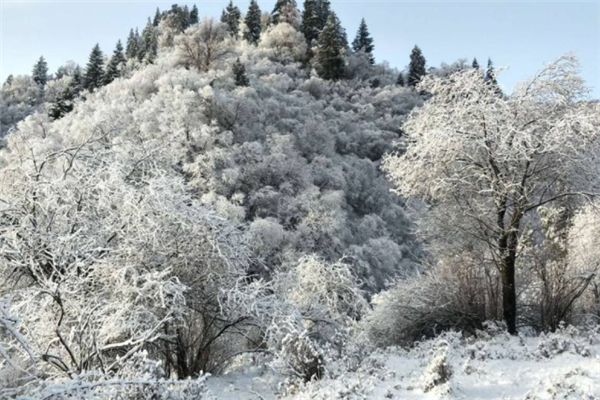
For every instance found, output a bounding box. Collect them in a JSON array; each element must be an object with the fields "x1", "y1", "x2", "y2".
[{"x1": 205, "y1": 326, "x2": 600, "y2": 400}]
